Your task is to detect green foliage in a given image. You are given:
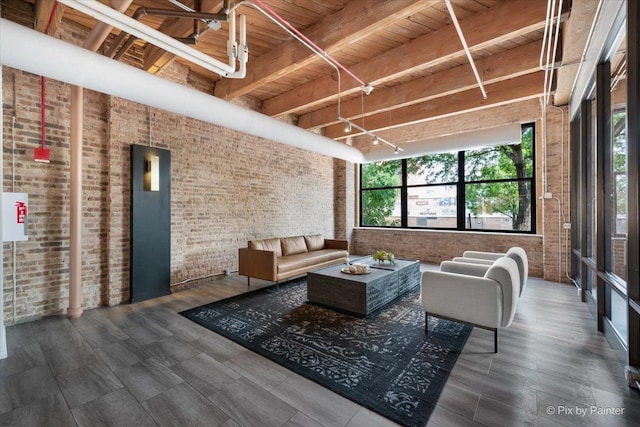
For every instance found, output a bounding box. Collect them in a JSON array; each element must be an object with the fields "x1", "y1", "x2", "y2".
[
  {"x1": 362, "y1": 161, "x2": 401, "y2": 226},
  {"x1": 373, "y1": 249, "x2": 396, "y2": 265},
  {"x1": 612, "y1": 111, "x2": 627, "y2": 217},
  {"x1": 361, "y1": 125, "x2": 535, "y2": 231}
]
